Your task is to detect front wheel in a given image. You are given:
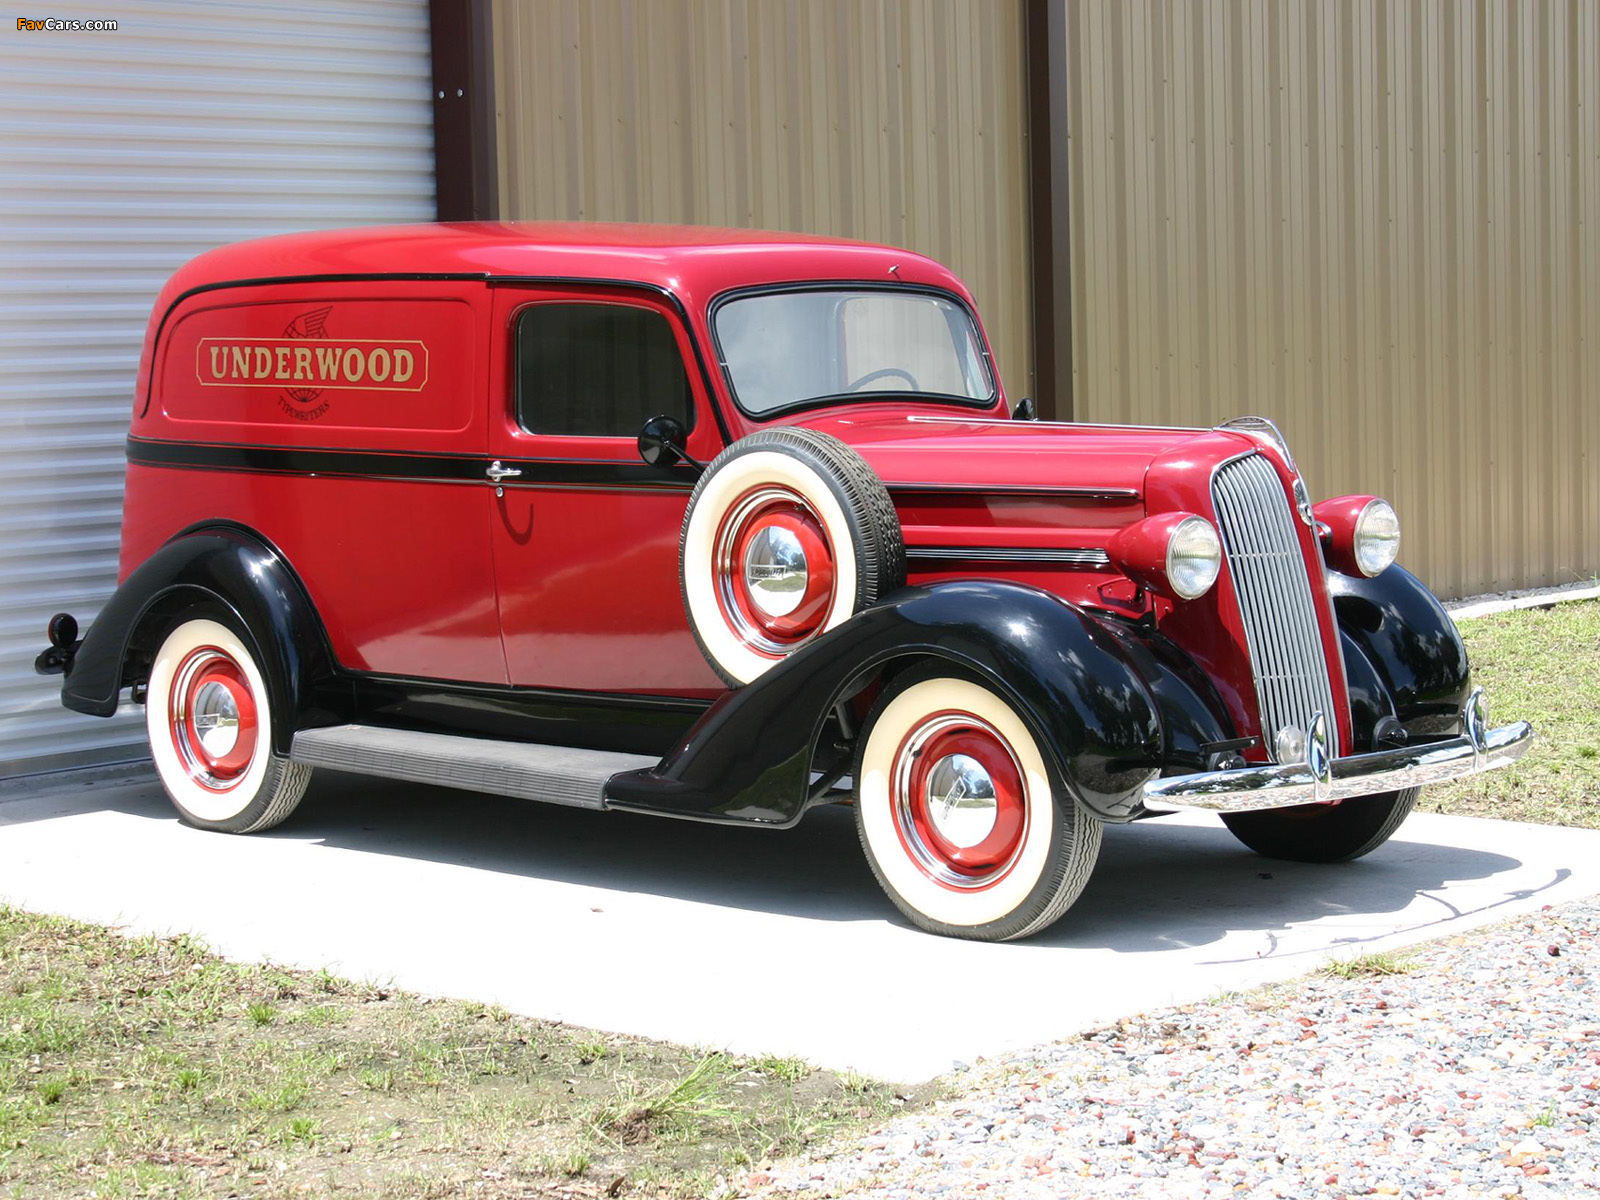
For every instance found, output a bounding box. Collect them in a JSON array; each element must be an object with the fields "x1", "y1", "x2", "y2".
[
  {"x1": 145, "y1": 612, "x2": 312, "y2": 833},
  {"x1": 854, "y1": 667, "x2": 1102, "y2": 941},
  {"x1": 1220, "y1": 787, "x2": 1419, "y2": 863}
]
